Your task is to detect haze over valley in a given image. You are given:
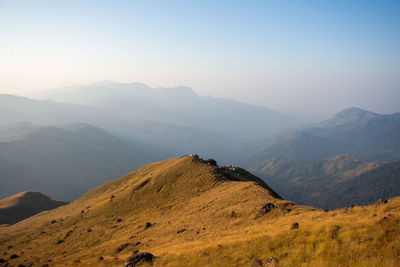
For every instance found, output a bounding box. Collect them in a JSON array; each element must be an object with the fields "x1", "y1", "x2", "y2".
[{"x1": 1, "y1": 1, "x2": 399, "y2": 266}]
